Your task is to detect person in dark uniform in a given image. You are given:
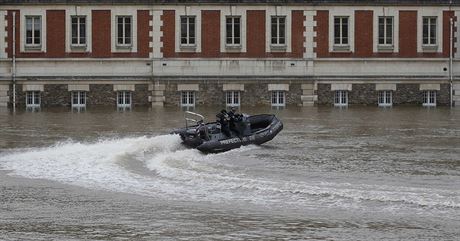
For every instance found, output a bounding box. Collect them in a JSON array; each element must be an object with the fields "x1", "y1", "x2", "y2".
[
  {"x1": 216, "y1": 109, "x2": 231, "y2": 137},
  {"x1": 228, "y1": 107, "x2": 243, "y2": 137},
  {"x1": 197, "y1": 121, "x2": 209, "y2": 141}
]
